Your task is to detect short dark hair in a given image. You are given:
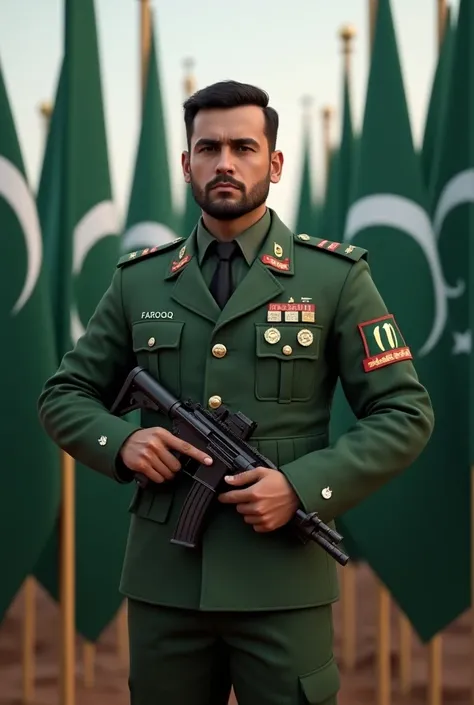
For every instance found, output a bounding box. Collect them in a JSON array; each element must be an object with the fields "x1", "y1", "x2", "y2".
[{"x1": 183, "y1": 80, "x2": 279, "y2": 151}]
